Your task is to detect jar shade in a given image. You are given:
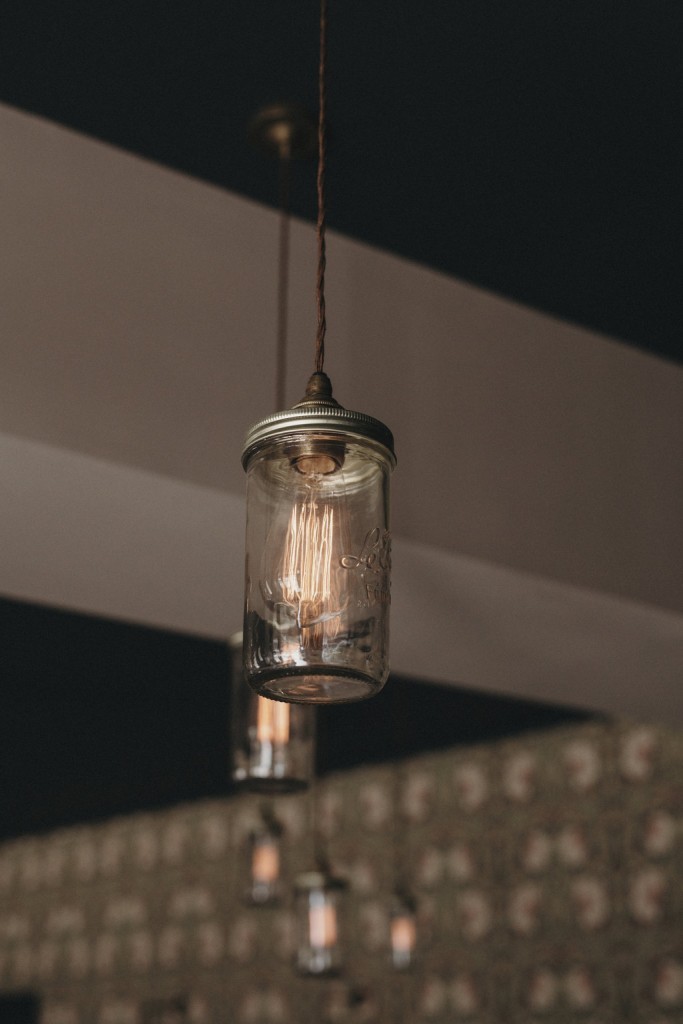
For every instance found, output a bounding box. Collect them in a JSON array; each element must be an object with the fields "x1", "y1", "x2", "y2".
[
  {"x1": 246, "y1": 815, "x2": 283, "y2": 905},
  {"x1": 229, "y1": 632, "x2": 315, "y2": 791},
  {"x1": 242, "y1": 421, "x2": 394, "y2": 704},
  {"x1": 390, "y1": 893, "x2": 417, "y2": 970},
  {"x1": 294, "y1": 871, "x2": 346, "y2": 975}
]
